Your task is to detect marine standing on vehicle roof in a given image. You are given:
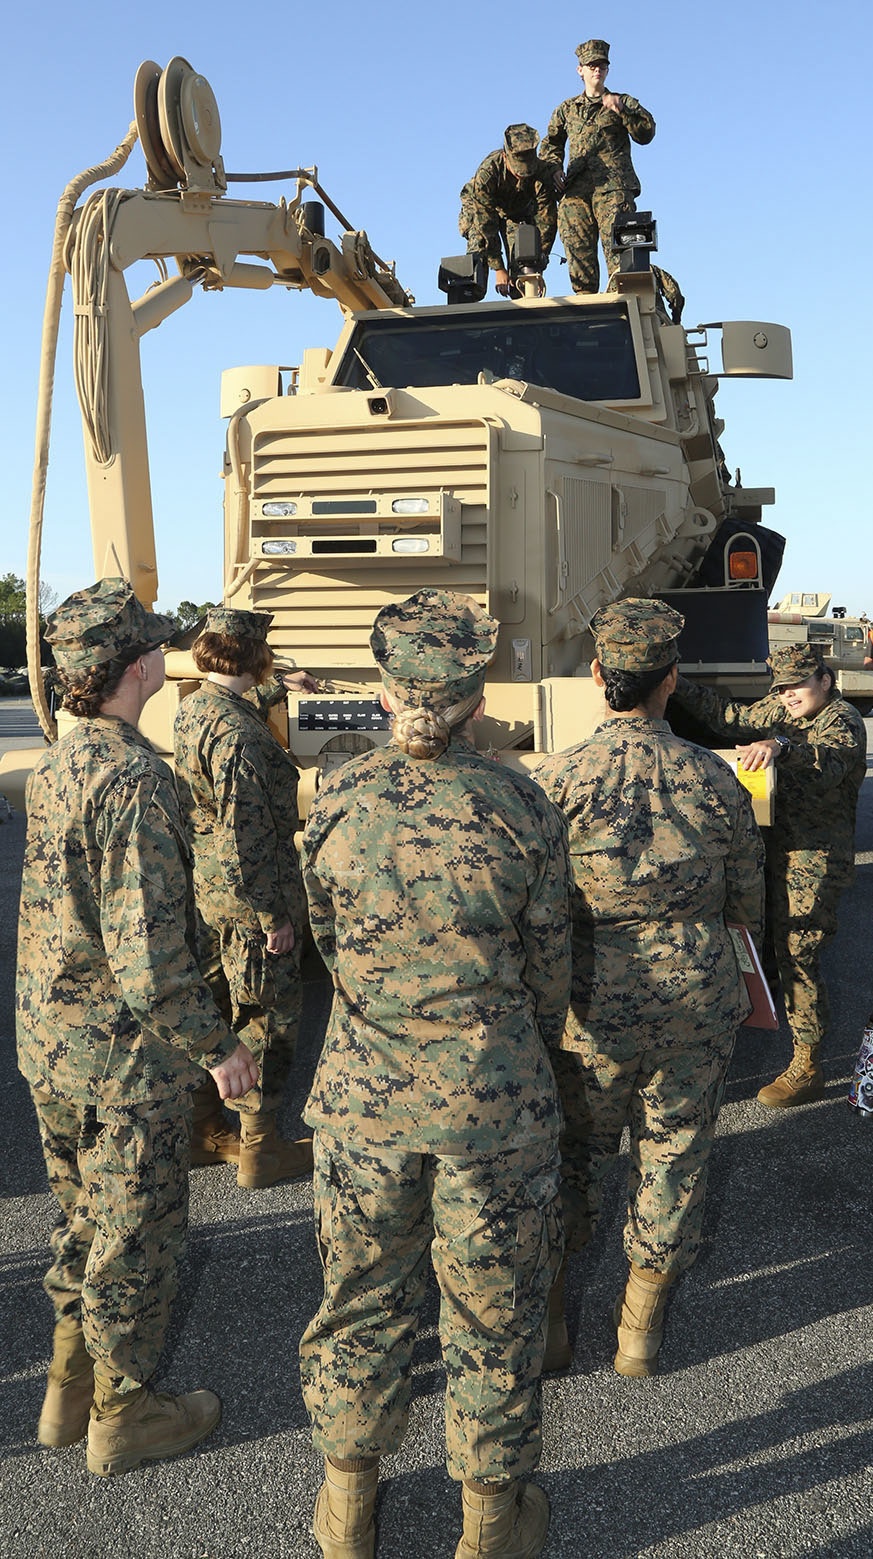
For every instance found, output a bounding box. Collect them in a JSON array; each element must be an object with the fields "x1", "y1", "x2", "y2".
[
  {"x1": 299, "y1": 588, "x2": 572, "y2": 1559},
  {"x1": 670, "y1": 643, "x2": 867, "y2": 1108},
  {"x1": 536, "y1": 599, "x2": 764, "y2": 1378},
  {"x1": 173, "y1": 606, "x2": 313, "y2": 1189},
  {"x1": 459, "y1": 123, "x2": 557, "y2": 296},
  {"x1": 539, "y1": 39, "x2": 655, "y2": 294},
  {"x1": 16, "y1": 578, "x2": 258, "y2": 1477}
]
